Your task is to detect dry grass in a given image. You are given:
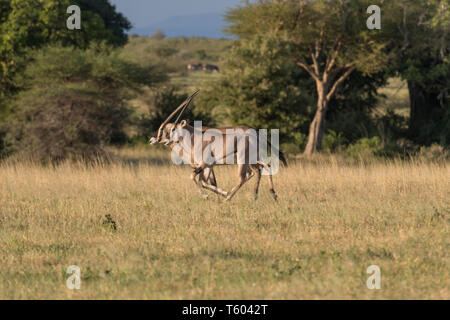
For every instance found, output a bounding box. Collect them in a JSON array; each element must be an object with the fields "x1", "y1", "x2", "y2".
[{"x1": 0, "y1": 148, "x2": 449, "y2": 299}]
